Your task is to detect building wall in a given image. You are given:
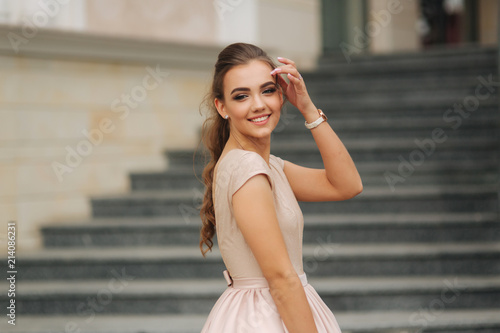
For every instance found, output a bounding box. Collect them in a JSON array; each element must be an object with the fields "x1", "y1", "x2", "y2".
[
  {"x1": 368, "y1": 0, "x2": 420, "y2": 54},
  {"x1": 0, "y1": 0, "x2": 321, "y2": 251},
  {"x1": 257, "y1": 0, "x2": 321, "y2": 69},
  {"x1": 85, "y1": 0, "x2": 218, "y2": 46},
  {"x1": 0, "y1": 27, "x2": 220, "y2": 250},
  {"x1": 362, "y1": 0, "x2": 498, "y2": 55},
  {"x1": 85, "y1": 0, "x2": 321, "y2": 69},
  {"x1": 478, "y1": 0, "x2": 498, "y2": 45}
]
